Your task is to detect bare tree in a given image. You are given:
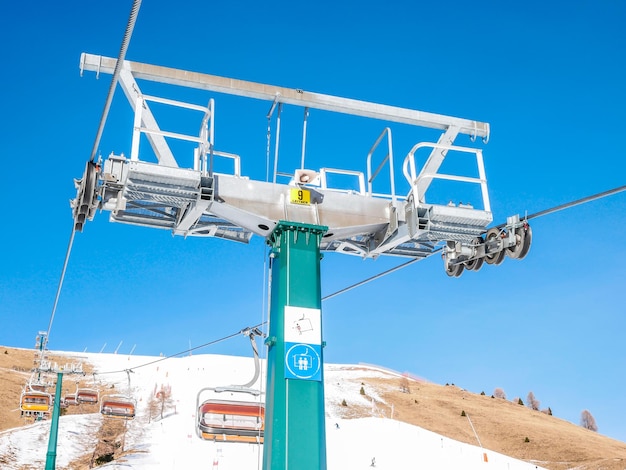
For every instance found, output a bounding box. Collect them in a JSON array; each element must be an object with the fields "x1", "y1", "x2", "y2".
[
  {"x1": 580, "y1": 409, "x2": 598, "y2": 432},
  {"x1": 493, "y1": 387, "x2": 506, "y2": 399},
  {"x1": 147, "y1": 392, "x2": 160, "y2": 423},
  {"x1": 399, "y1": 376, "x2": 410, "y2": 394},
  {"x1": 526, "y1": 391, "x2": 540, "y2": 411},
  {"x1": 156, "y1": 384, "x2": 174, "y2": 419}
]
